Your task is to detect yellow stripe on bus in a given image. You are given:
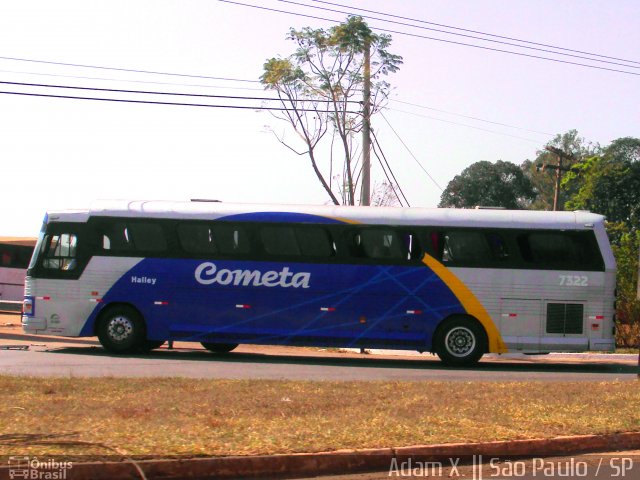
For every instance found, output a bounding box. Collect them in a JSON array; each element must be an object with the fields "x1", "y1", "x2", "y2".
[{"x1": 421, "y1": 253, "x2": 508, "y2": 354}]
